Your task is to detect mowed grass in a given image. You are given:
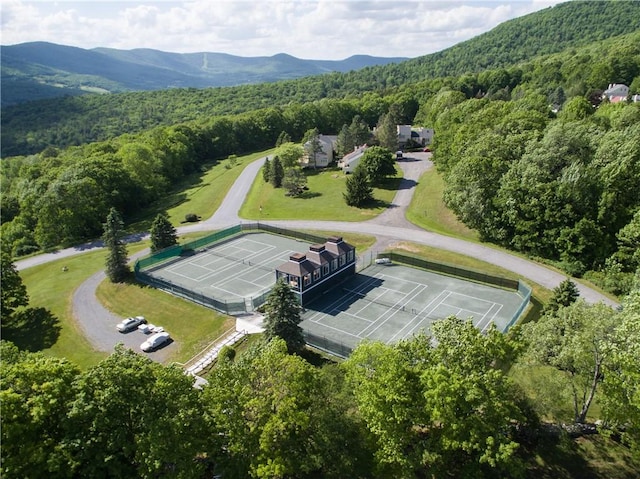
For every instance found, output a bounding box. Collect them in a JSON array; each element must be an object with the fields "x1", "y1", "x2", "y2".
[
  {"x1": 240, "y1": 167, "x2": 401, "y2": 220},
  {"x1": 95, "y1": 279, "x2": 234, "y2": 365},
  {"x1": 128, "y1": 150, "x2": 274, "y2": 232},
  {"x1": 406, "y1": 166, "x2": 479, "y2": 240}
]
